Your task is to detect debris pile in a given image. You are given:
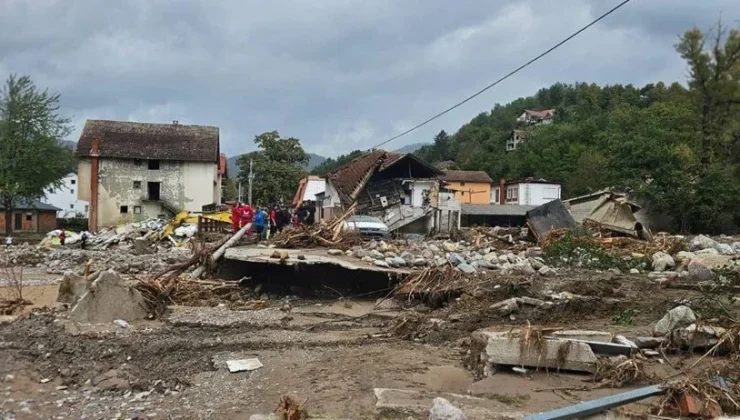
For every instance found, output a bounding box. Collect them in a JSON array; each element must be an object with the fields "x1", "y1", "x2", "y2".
[
  {"x1": 0, "y1": 243, "x2": 50, "y2": 267},
  {"x1": 45, "y1": 246, "x2": 192, "y2": 275}
]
